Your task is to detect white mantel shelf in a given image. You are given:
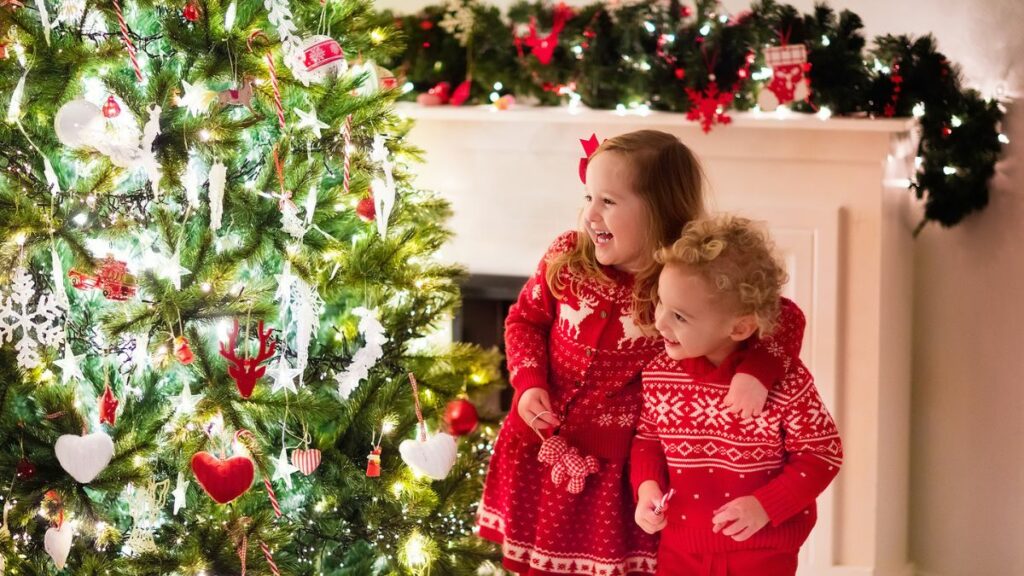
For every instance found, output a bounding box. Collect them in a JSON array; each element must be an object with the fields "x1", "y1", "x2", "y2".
[
  {"x1": 396, "y1": 101, "x2": 917, "y2": 133},
  {"x1": 403, "y1": 104, "x2": 917, "y2": 576}
]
